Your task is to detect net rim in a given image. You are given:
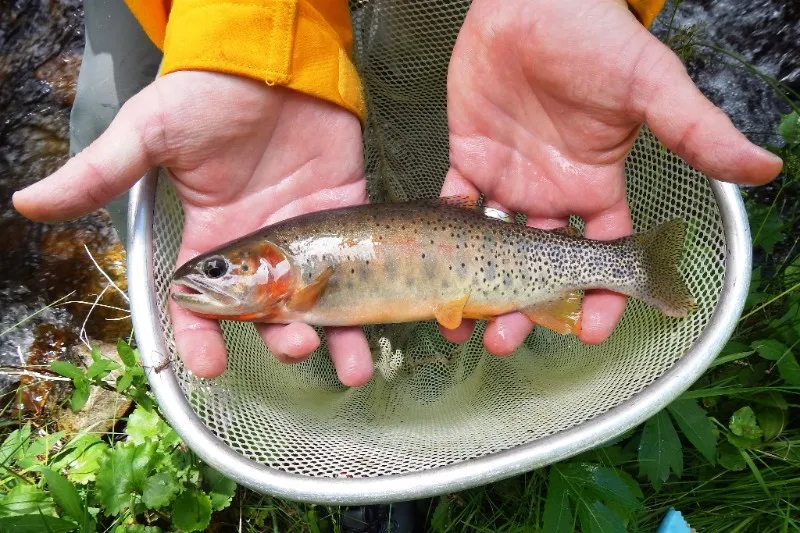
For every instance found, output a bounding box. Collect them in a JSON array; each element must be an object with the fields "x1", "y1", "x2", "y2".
[{"x1": 128, "y1": 167, "x2": 750, "y2": 505}]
